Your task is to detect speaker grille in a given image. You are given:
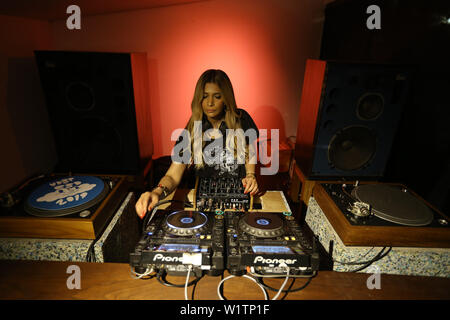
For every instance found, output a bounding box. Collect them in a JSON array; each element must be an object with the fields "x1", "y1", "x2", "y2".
[{"x1": 69, "y1": 116, "x2": 123, "y2": 168}]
